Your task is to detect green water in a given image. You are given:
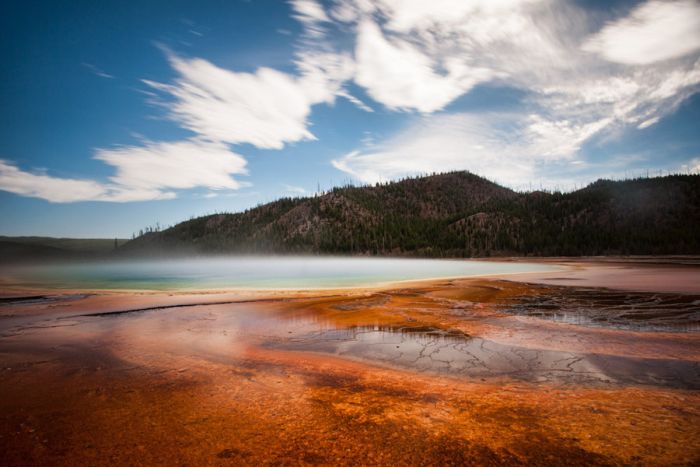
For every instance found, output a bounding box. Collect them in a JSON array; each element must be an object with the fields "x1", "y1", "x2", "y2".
[{"x1": 2, "y1": 256, "x2": 559, "y2": 290}]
